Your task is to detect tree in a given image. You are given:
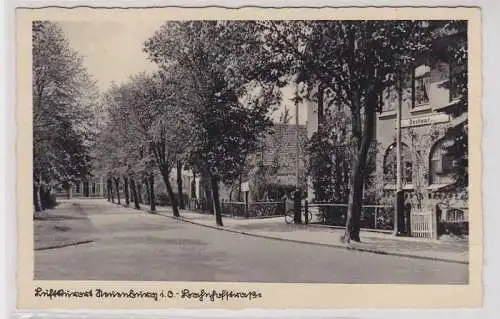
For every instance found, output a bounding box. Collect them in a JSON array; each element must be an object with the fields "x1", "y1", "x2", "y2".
[
  {"x1": 438, "y1": 21, "x2": 468, "y2": 189},
  {"x1": 98, "y1": 83, "x2": 145, "y2": 210},
  {"x1": 144, "y1": 21, "x2": 277, "y2": 226},
  {"x1": 32, "y1": 21, "x2": 97, "y2": 211},
  {"x1": 127, "y1": 71, "x2": 196, "y2": 217},
  {"x1": 253, "y1": 21, "x2": 434, "y2": 242}
]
